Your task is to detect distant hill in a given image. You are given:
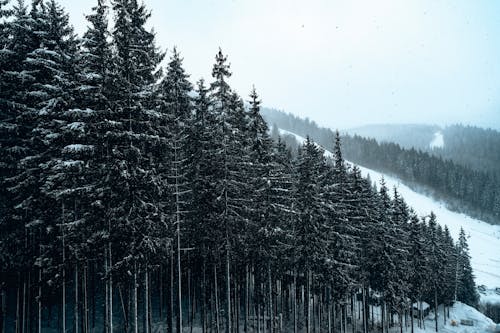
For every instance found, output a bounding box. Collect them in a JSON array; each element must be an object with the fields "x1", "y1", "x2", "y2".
[
  {"x1": 346, "y1": 124, "x2": 438, "y2": 150},
  {"x1": 346, "y1": 123, "x2": 500, "y2": 175}
]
